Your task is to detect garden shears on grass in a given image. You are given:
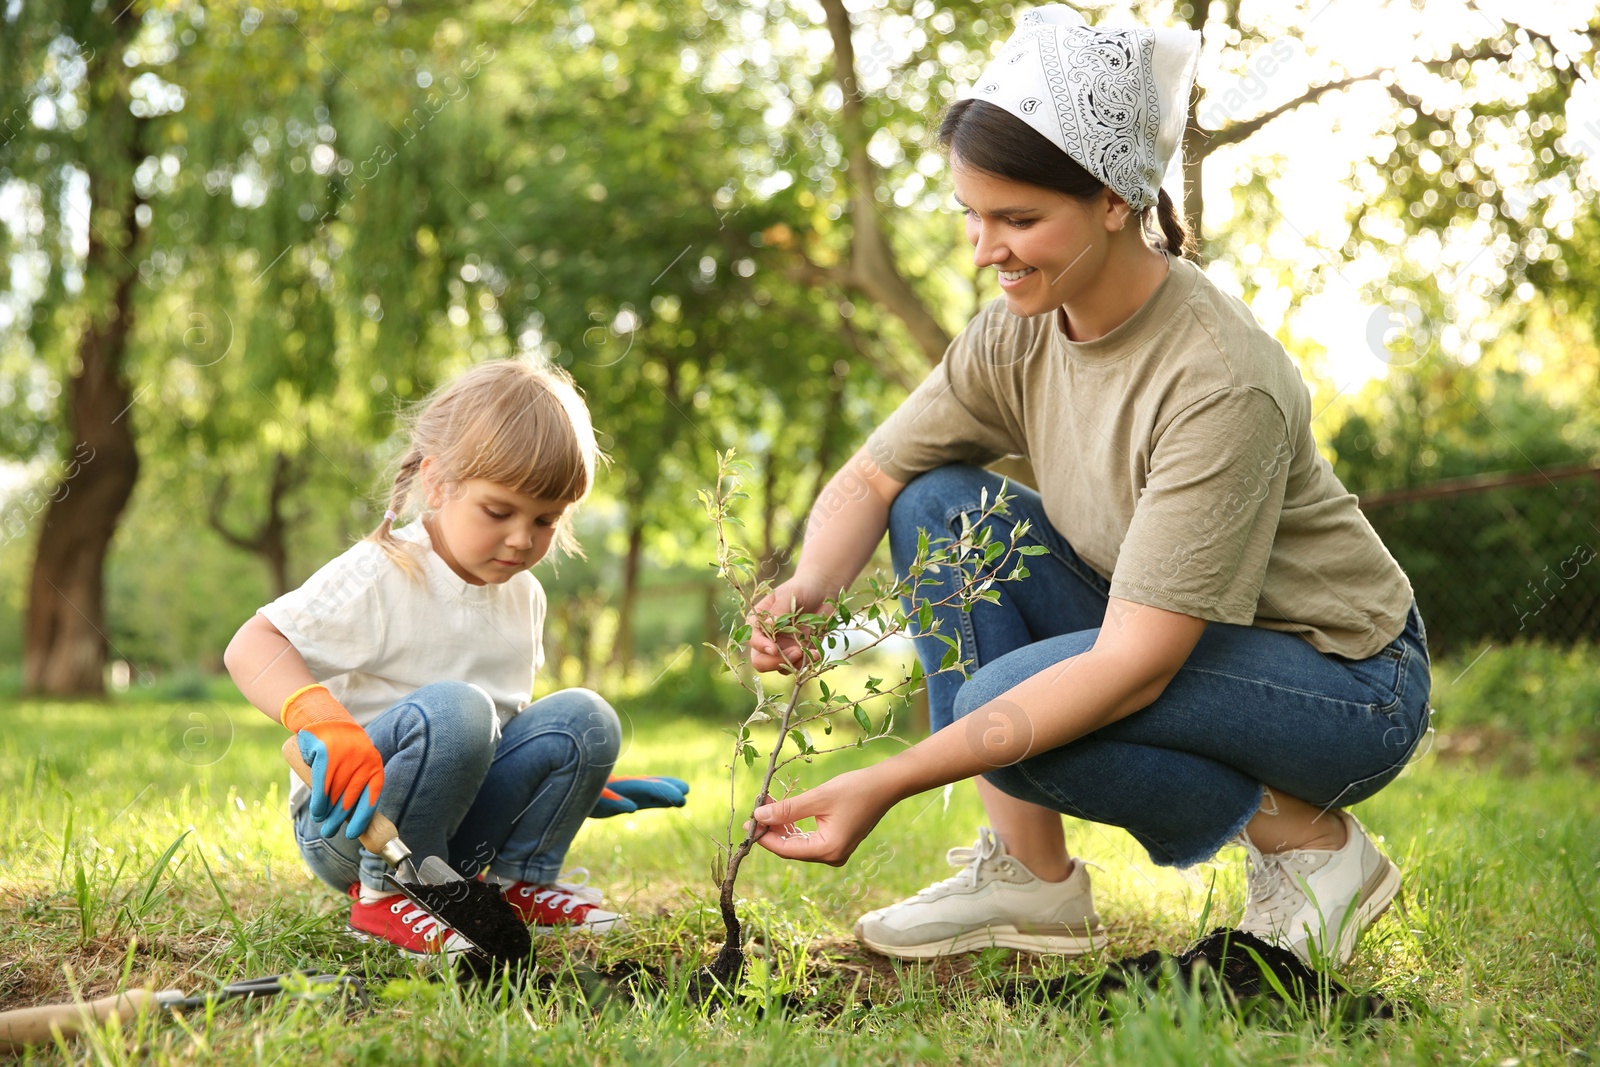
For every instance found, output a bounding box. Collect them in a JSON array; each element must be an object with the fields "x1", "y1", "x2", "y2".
[{"x1": 0, "y1": 971, "x2": 368, "y2": 1052}]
